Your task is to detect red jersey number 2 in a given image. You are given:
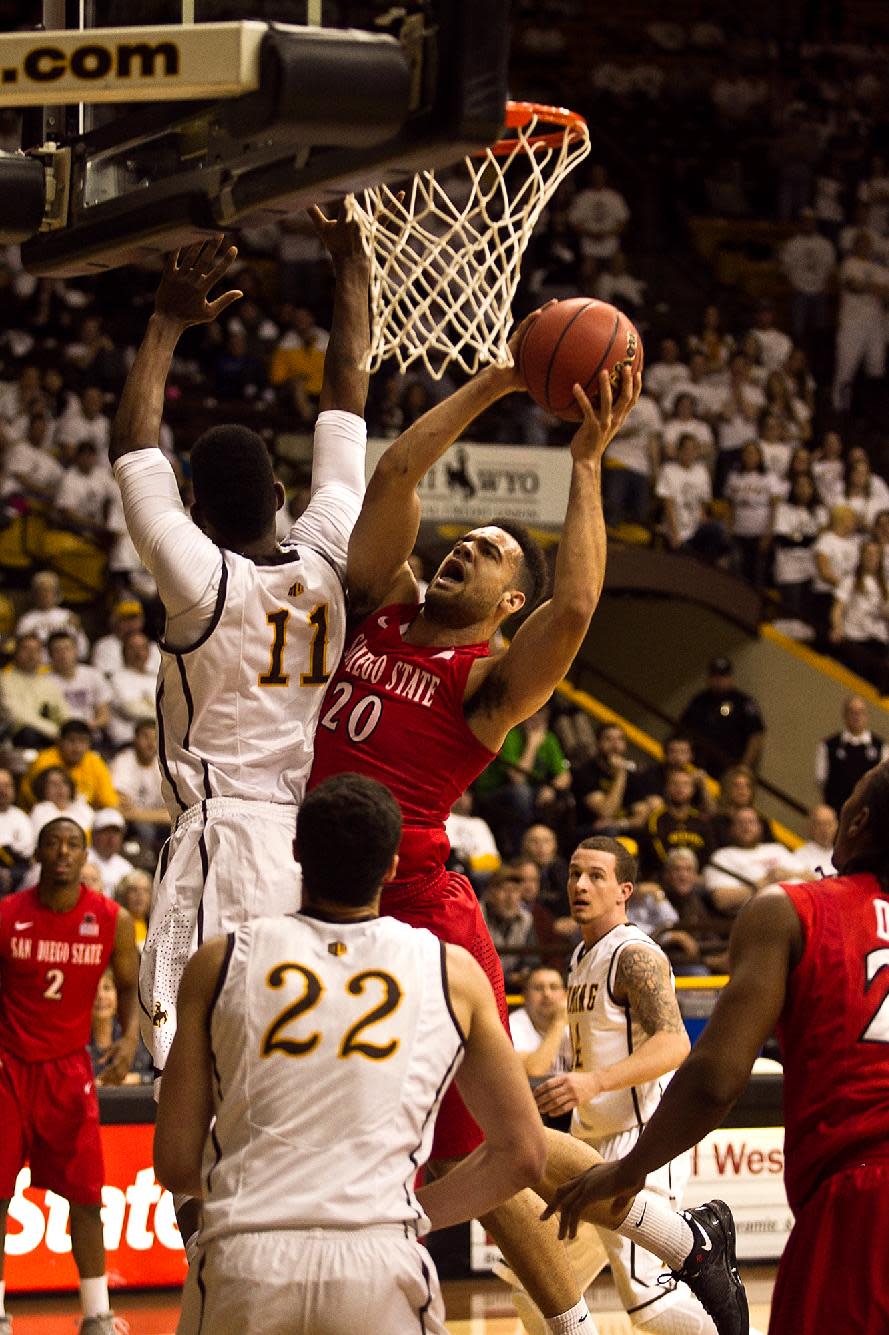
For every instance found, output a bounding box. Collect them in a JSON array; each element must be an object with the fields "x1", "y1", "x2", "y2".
[{"x1": 862, "y1": 948, "x2": 889, "y2": 1043}]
